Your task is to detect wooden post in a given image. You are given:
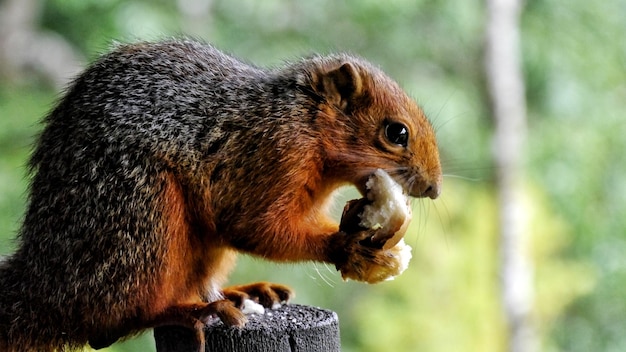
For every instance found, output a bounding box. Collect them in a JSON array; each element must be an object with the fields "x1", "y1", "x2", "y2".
[{"x1": 154, "y1": 304, "x2": 340, "y2": 352}]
